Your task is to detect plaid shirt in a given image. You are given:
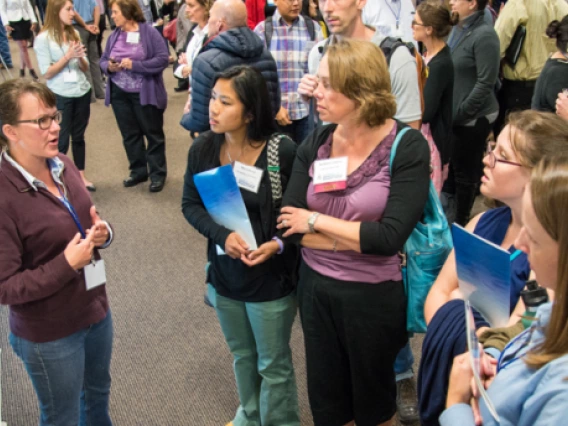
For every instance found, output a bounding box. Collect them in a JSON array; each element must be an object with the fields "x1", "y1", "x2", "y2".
[{"x1": 255, "y1": 10, "x2": 324, "y2": 120}]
